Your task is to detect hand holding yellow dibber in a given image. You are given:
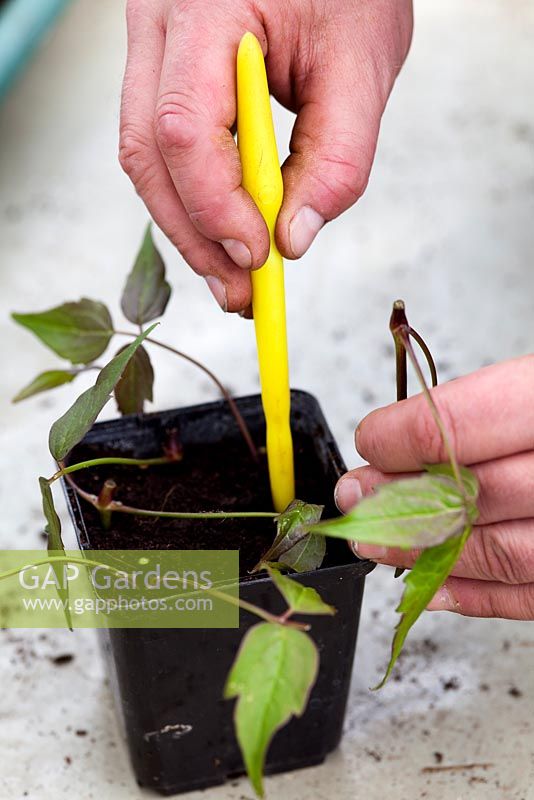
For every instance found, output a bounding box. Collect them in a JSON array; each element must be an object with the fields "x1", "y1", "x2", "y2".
[{"x1": 236, "y1": 32, "x2": 295, "y2": 512}]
